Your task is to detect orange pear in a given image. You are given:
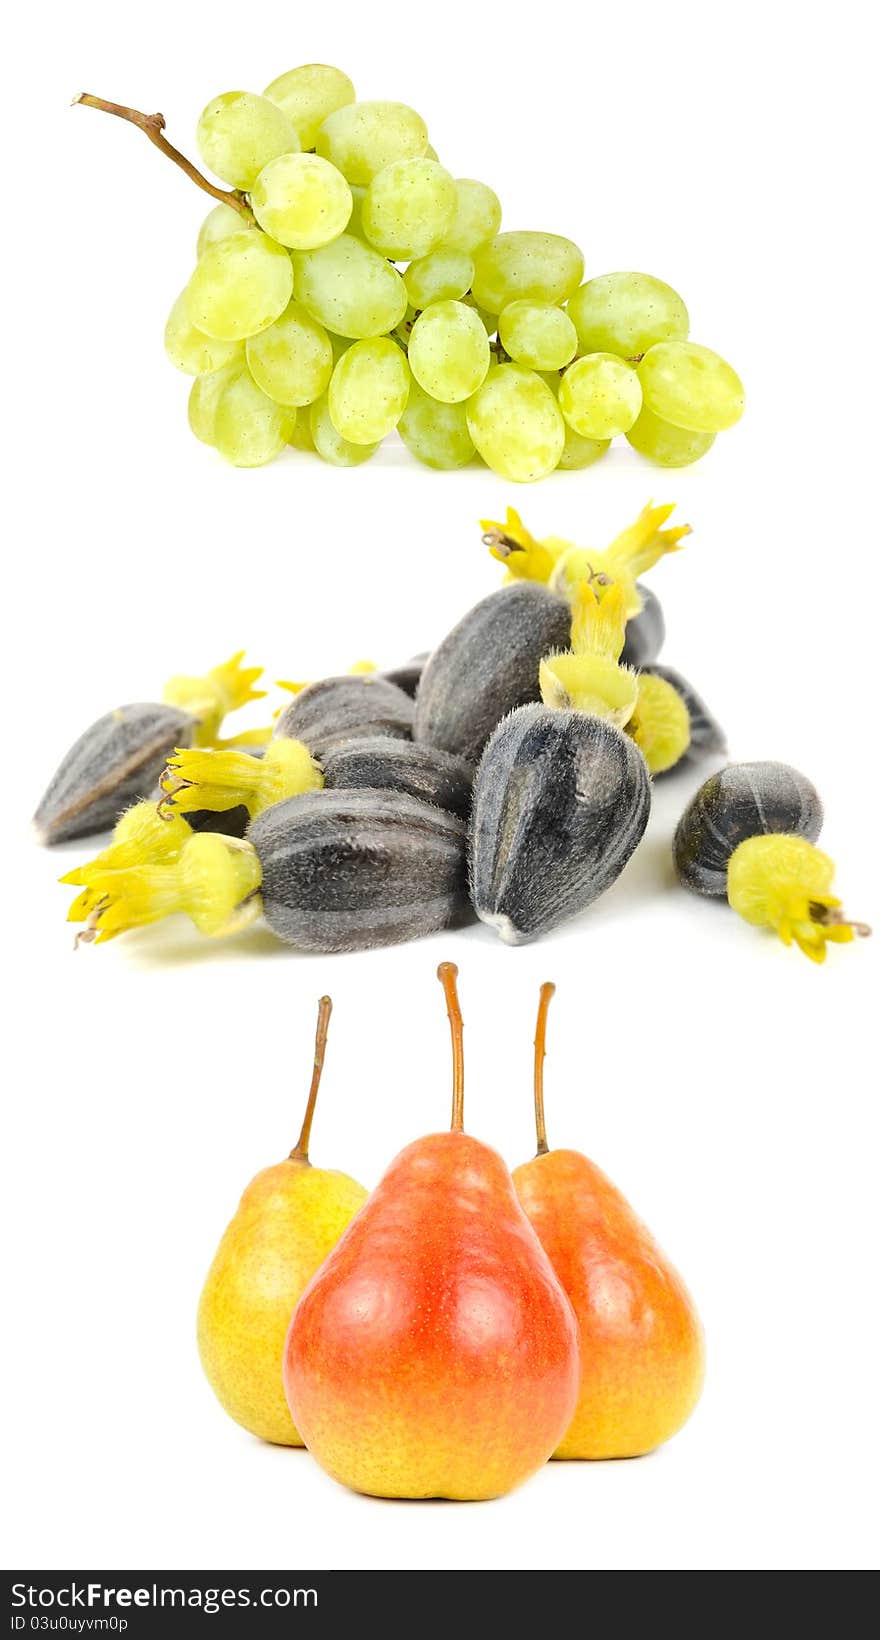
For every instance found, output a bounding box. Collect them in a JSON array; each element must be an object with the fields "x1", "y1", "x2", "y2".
[
  {"x1": 513, "y1": 984, "x2": 705, "y2": 1460},
  {"x1": 283, "y1": 964, "x2": 579, "y2": 1499}
]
